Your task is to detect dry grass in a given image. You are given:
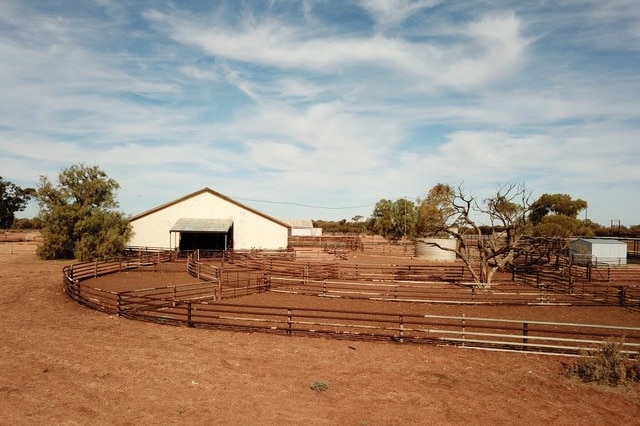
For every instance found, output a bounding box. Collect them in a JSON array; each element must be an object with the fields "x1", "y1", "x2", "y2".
[{"x1": 564, "y1": 341, "x2": 640, "y2": 386}]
